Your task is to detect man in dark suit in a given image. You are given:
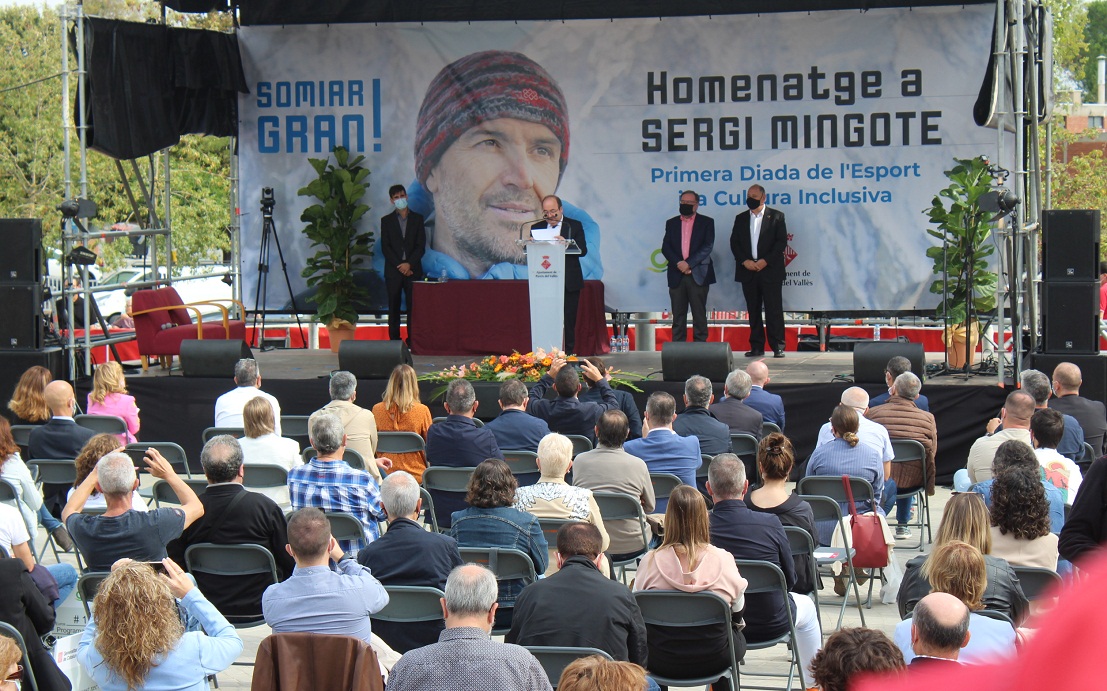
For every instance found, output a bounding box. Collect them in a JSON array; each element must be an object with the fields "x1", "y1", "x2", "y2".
[
  {"x1": 484, "y1": 379, "x2": 551, "y2": 453},
  {"x1": 27, "y1": 380, "x2": 94, "y2": 548},
  {"x1": 526, "y1": 358, "x2": 617, "y2": 445},
  {"x1": 582, "y1": 357, "x2": 643, "y2": 439},
  {"x1": 380, "y1": 184, "x2": 427, "y2": 343},
  {"x1": 1050, "y1": 362, "x2": 1107, "y2": 457},
  {"x1": 731, "y1": 184, "x2": 788, "y2": 358},
  {"x1": 529, "y1": 195, "x2": 587, "y2": 353},
  {"x1": 673, "y1": 375, "x2": 732, "y2": 457},
  {"x1": 709, "y1": 368, "x2": 763, "y2": 439},
  {"x1": 425, "y1": 379, "x2": 504, "y2": 468},
  {"x1": 745, "y1": 360, "x2": 786, "y2": 430},
  {"x1": 662, "y1": 190, "x2": 715, "y2": 342}
]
